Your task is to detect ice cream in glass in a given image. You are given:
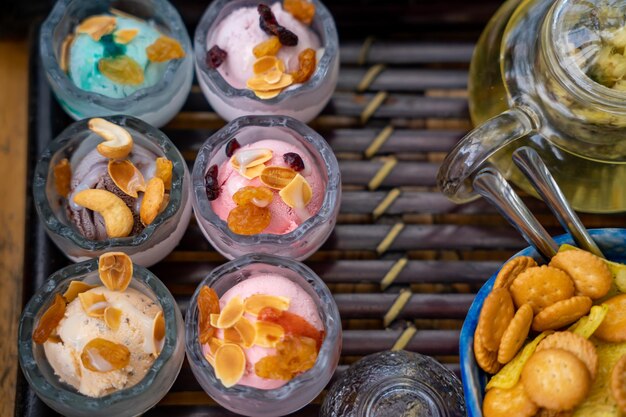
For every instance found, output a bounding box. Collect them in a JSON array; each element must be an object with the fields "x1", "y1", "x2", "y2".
[
  {"x1": 184, "y1": 254, "x2": 341, "y2": 417},
  {"x1": 191, "y1": 115, "x2": 341, "y2": 260},
  {"x1": 40, "y1": 0, "x2": 193, "y2": 127},
  {"x1": 18, "y1": 252, "x2": 185, "y2": 417},
  {"x1": 194, "y1": 0, "x2": 339, "y2": 122},
  {"x1": 33, "y1": 115, "x2": 191, "y2": 266}
]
